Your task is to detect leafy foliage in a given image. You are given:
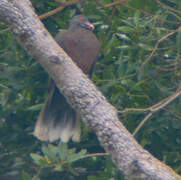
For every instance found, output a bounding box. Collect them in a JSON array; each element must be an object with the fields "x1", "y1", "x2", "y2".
[
  {"x1": 0, "y1": 0, "x2": 181, "y2": 179},
  {"x1": 31, "y1": 142, "x2": 87, "y2": 171}
]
